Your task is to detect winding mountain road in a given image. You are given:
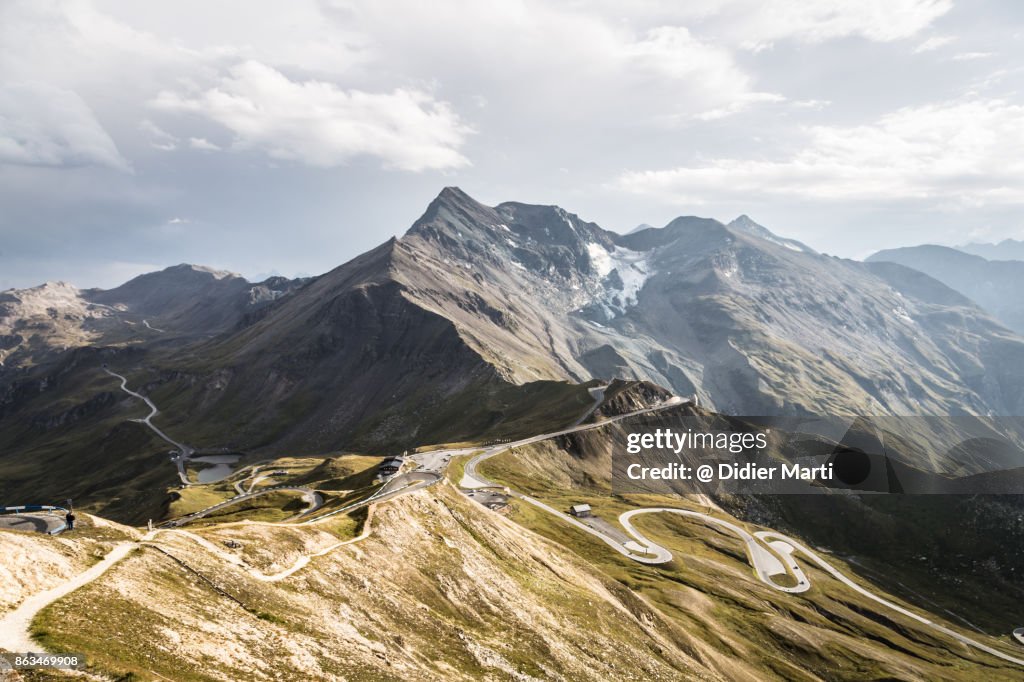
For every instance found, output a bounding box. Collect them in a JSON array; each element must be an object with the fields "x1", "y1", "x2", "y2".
[
  {"x1": 460, "y1": 395, "x2": 685, "y2": 489},
  {"x1": 754, "y1": 531, "x2": 1024, "y2": 666},
  {"x1": 12, "y1": 377, "x2": 1021, "y2": 668},
  {"x1": 104, "y1": 368, "x2": 192, "y2": 485},
  {"x1": 0, "y1": 513, "x2": 65, "y2": 535},
  {"x1": 299, "y1": 471, "x2": 441, "y2": 525},
  {"x1": 0, "y1": 382, "x2": 459, "y2": 657},
  {"x1": 165, "y1": 486, "x2": 323, "y2": 527},
  {"x1": 456, "y1": 394, "x2": 1024, "y2": 668},
  {"x1": 620, "y1": 508, "x2": 808, "y2": 593},
  {"x1": 148, "y1": 505, "x2": 377, "y2": 583}
]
